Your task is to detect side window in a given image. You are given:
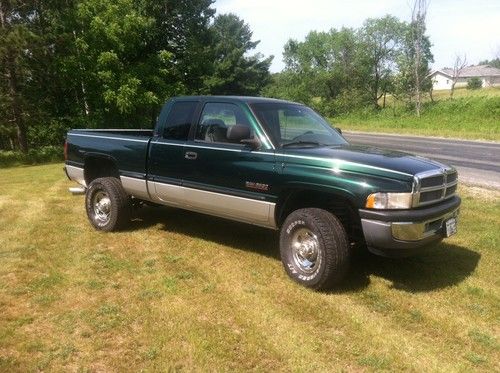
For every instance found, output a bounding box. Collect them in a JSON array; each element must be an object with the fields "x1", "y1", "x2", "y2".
[
  {"x1": 195, "y1": 102, "x2": 252, "y2": 144},
  {"x1": 163, "y1": 101, "x2": 198, "y2": 140}
]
